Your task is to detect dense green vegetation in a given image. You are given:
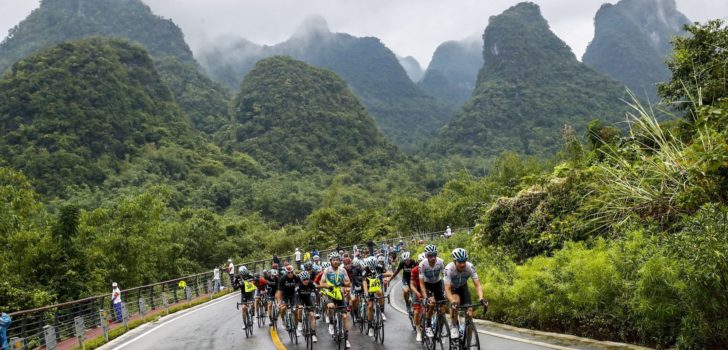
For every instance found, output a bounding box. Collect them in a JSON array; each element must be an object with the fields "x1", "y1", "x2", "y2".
[
  {"x1": 0, "y1": 0, "x2": 230, "y2": 135},
  {"x1": 0, "y1": 2, "x2": 726, "y2": 348},
  {"x1": 419, "y1": 38, "x2": 483, "y2": 106},
  {"x1": 430, "y1": 3, "x2": 629, "y2": 159},
  {"x1": 582, "y1": 0, "x2": 690, "y2": 101},
  {"x1": 199, "y1": 16, "x2": 451, "y2": 152}
]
